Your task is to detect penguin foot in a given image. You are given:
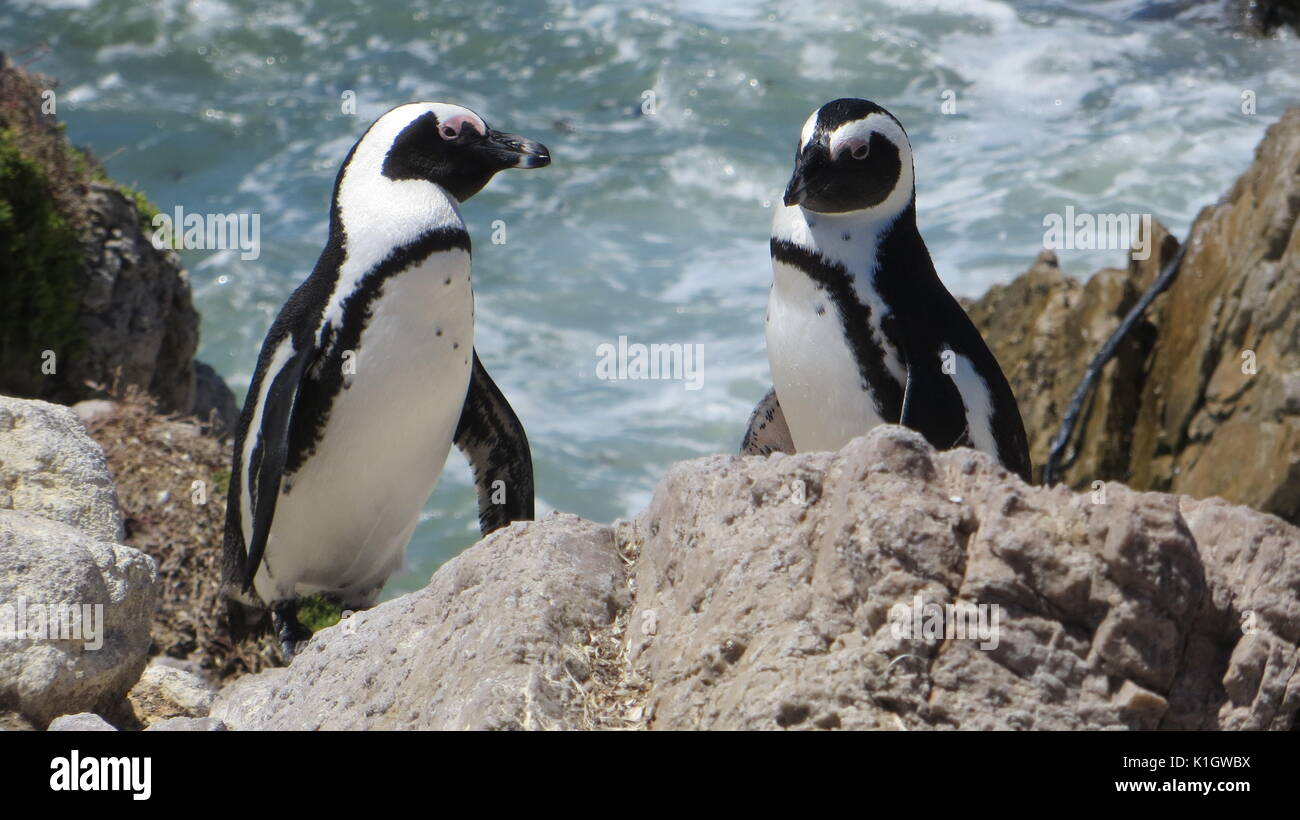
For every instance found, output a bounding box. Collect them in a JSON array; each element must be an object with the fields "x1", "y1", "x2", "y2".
[{"x1": 272, "y1": 602, "x2": 312, "y2": 662}]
